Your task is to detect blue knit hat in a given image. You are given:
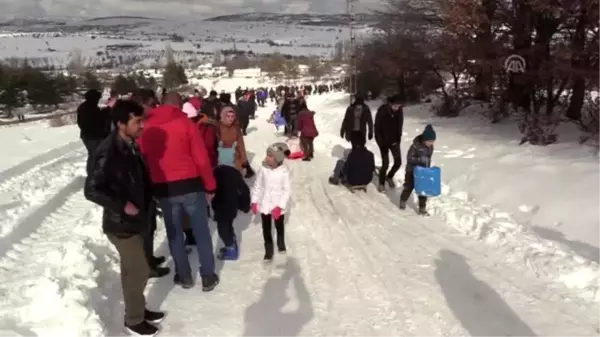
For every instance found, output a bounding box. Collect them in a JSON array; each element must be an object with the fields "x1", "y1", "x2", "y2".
[{"x1": 421, "y1": 124, "x2": 437, "y2": 141}]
